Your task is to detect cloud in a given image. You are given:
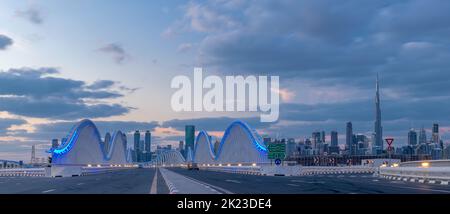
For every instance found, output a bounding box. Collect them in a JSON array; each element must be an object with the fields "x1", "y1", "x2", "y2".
[
  {"x1": 0, "y1": 67, "x2": 132, "y2": 119},
  {"x1": 0, "y1": 34, "x2": 13, "y2": 50},
  {"x1": 98, "y1": 43, "x2": 129, "y2": 64},
  {"x1": 86, "y1": 80, "x2": 116, "y2": 90},
  {"x1": 177, "y1": 43, "x2": 193, "y2": 53},
  {"x1": 15, "y1": 6, "x2": 44, "y2": 25},
  {"x1": 0, "y1": 118, "x2": 27, "y2": 135},
  {"x1": 162, "y1": 0, "x2": 450, "y2": 144}
]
